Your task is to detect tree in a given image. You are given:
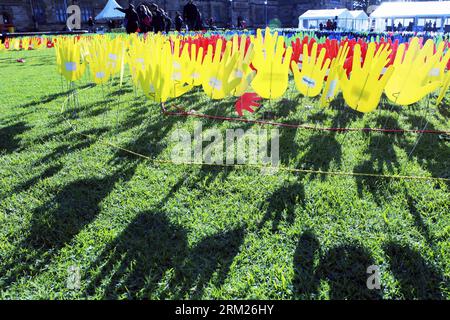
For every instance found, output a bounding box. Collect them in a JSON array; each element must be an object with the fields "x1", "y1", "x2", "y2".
[{"x1": 353, "y1": 0, "x2": 380, "y2": 12}]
